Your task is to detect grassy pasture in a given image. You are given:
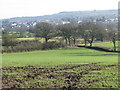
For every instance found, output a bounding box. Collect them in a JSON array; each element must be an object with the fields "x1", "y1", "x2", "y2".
[
  {"x1": 3, "y1": 47, "x2": 118, "y2": 67},
  {"x1": 2, "y1": 46, "x2": 118, "y2": 88},
  {"x1": 17, "y1": 37, "x2": 36, "y2": 41},
  {"x1": 79, "y1": 41, "x2": 119, "y2": 51},
  {"x1": 93, "y1": 41, "x2": 119, "y2": 51},
  {"x1": 93, "y1": 41, "x2": 119, "y2": 48},
  {"x1": 17, "y1": 37, "x2": 64, "y2": 43},
  {"x1": 17, "y1": 37, "x2": 119, "y2": 49},
  {"x1": 17, "y1": 37, "x2": 45, "y2": 43}
]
